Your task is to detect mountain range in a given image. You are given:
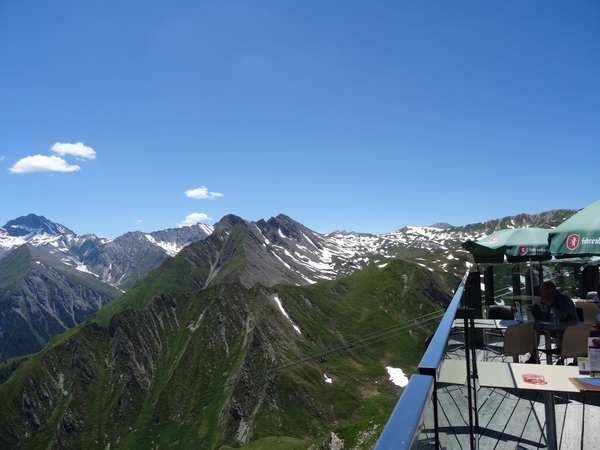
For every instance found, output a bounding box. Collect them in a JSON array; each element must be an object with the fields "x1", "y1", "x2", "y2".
[
  {"x1": 0, "y1": 208, "x2": 577, "y2": 449},
  {"x1": 0, "y1": 210, "x2": 575, "y2": 362}
]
